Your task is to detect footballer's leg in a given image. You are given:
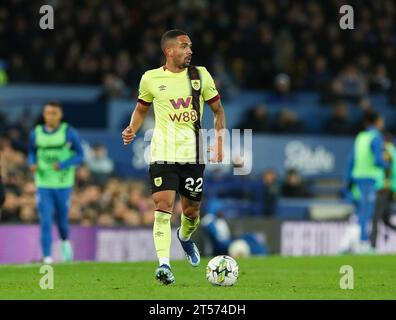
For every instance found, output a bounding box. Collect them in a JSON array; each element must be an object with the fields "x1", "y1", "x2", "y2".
[
  {"x1": 177, "y1": 163, "x2": 205, "y2": 267},
  {"x1": 150, "y1": 163, "x2": 179, "y2": 284},
  {"x1": 177, "y1": 196, "x2": 201, "y2": 267},
  {"x1": 54, "y1": 187, "x2": 73, "y2": 262},
  {"x1": 152, "y1": 191, "x2": 176, "y2": 285},
  {"x1": 37, "y1": 188, "x2": 55, "y2": 264}
]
